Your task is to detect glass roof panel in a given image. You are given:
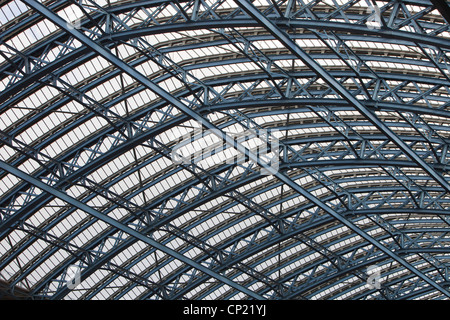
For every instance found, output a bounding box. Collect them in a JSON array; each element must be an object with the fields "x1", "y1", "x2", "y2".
[{"x1": 1, "y1": 0, "x2": 450, "y2": 301}]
